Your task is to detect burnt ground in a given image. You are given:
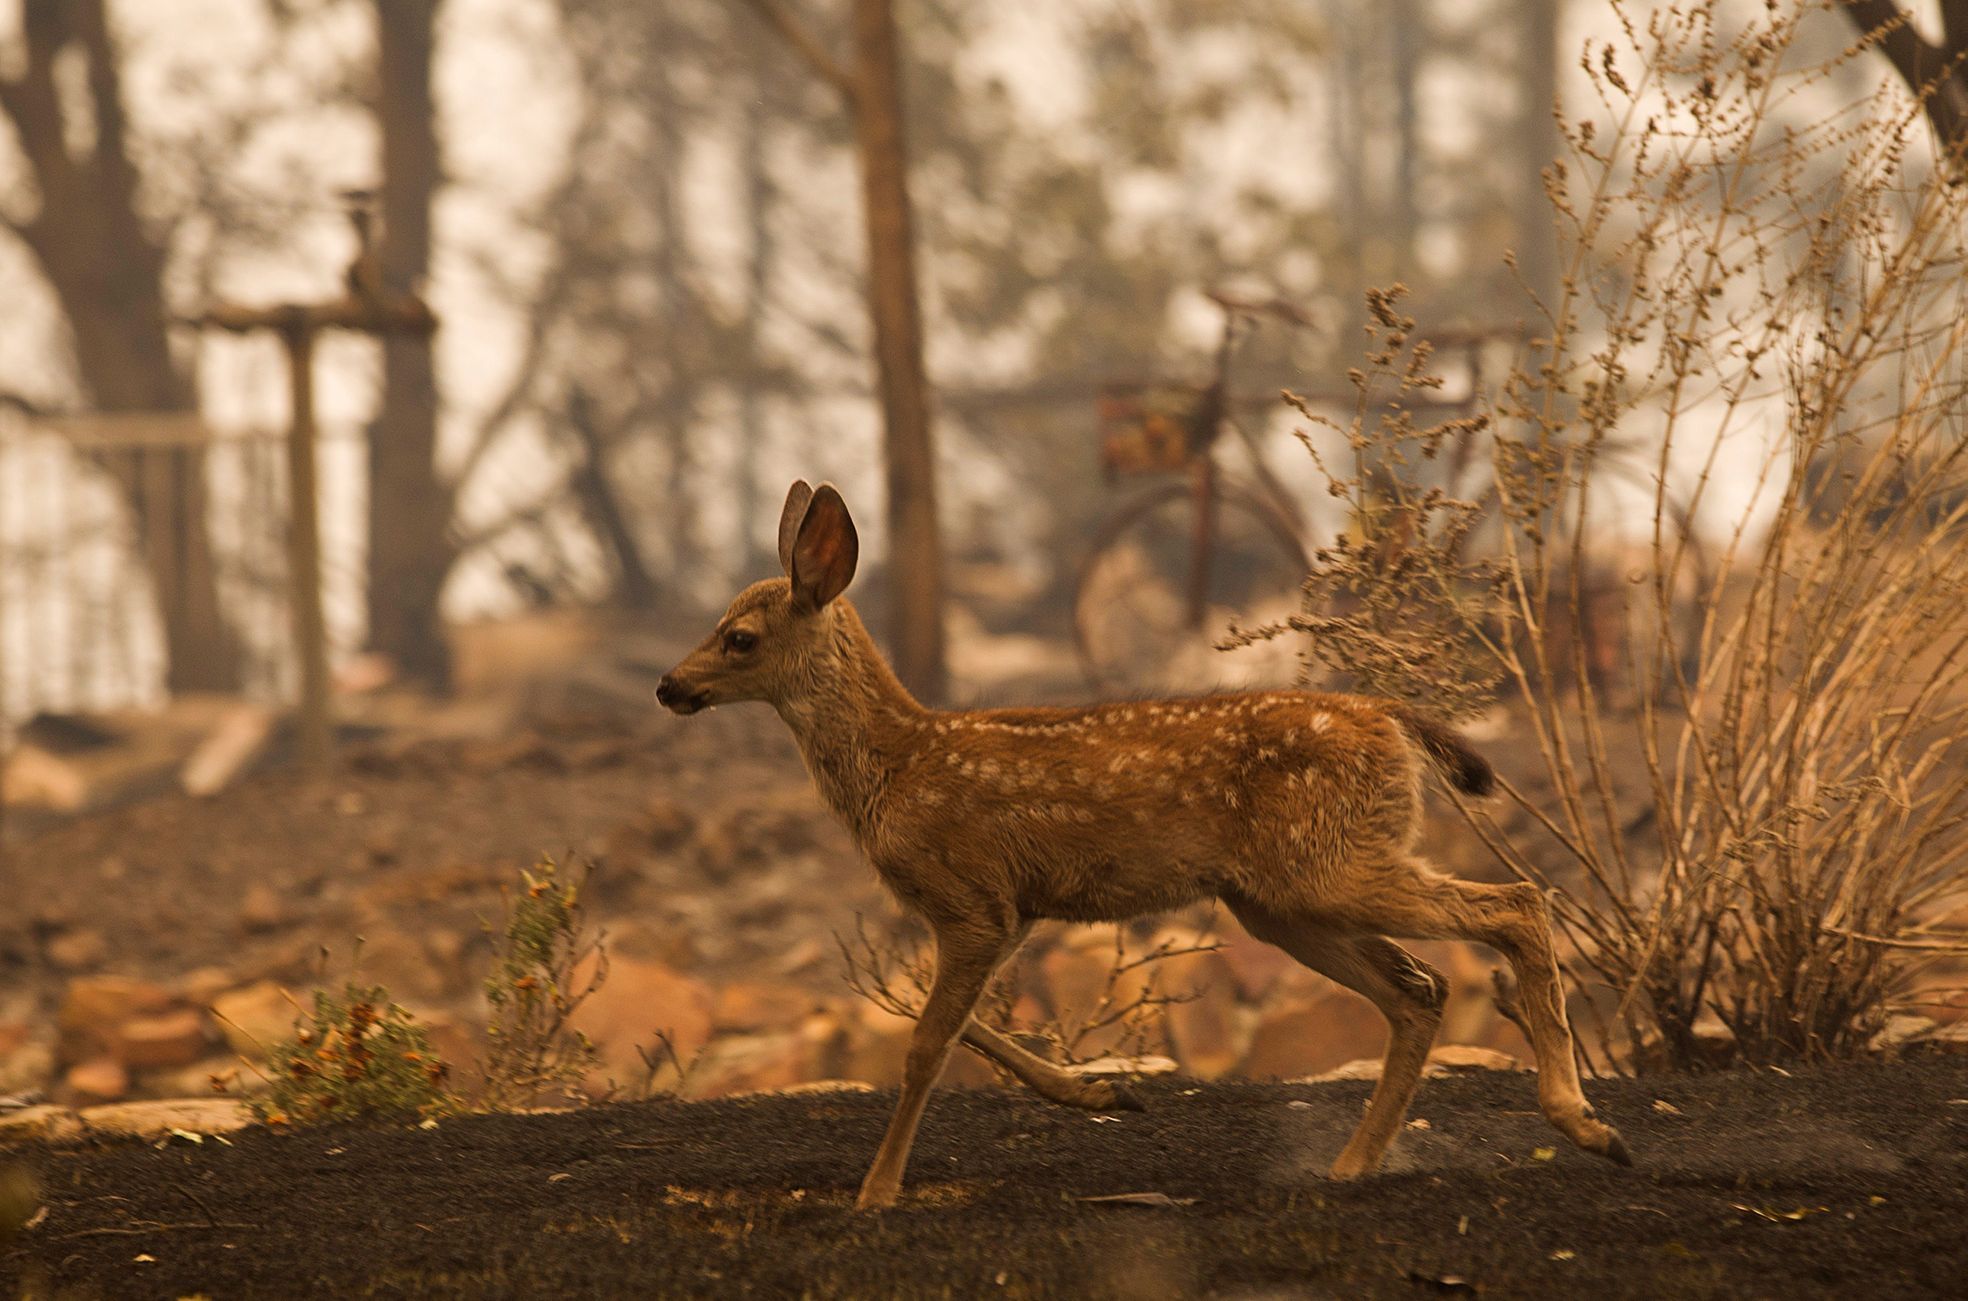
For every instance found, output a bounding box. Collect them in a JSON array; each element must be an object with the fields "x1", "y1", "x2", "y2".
[{"x1": 5, "y1": 1055, "x2": 1967, "y2": 1299}]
